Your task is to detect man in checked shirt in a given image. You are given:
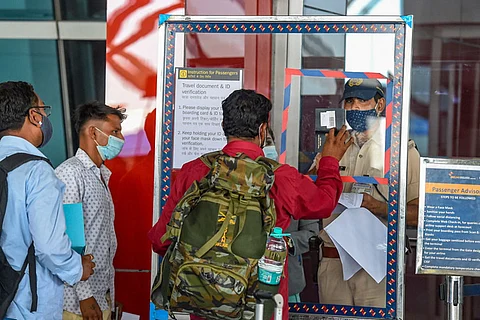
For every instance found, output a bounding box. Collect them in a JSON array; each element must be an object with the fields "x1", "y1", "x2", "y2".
[{"x1": 56, "y1": 101, "x2": 126, "y2": 320}]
